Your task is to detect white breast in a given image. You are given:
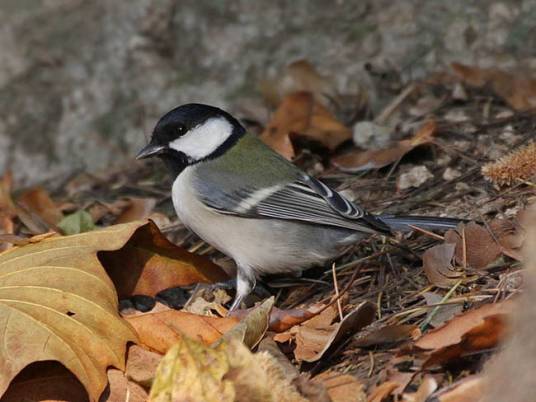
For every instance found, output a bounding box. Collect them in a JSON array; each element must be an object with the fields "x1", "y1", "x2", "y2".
[{"x1": 171, "y1": 167, "x2": 336, "y2": 276}]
